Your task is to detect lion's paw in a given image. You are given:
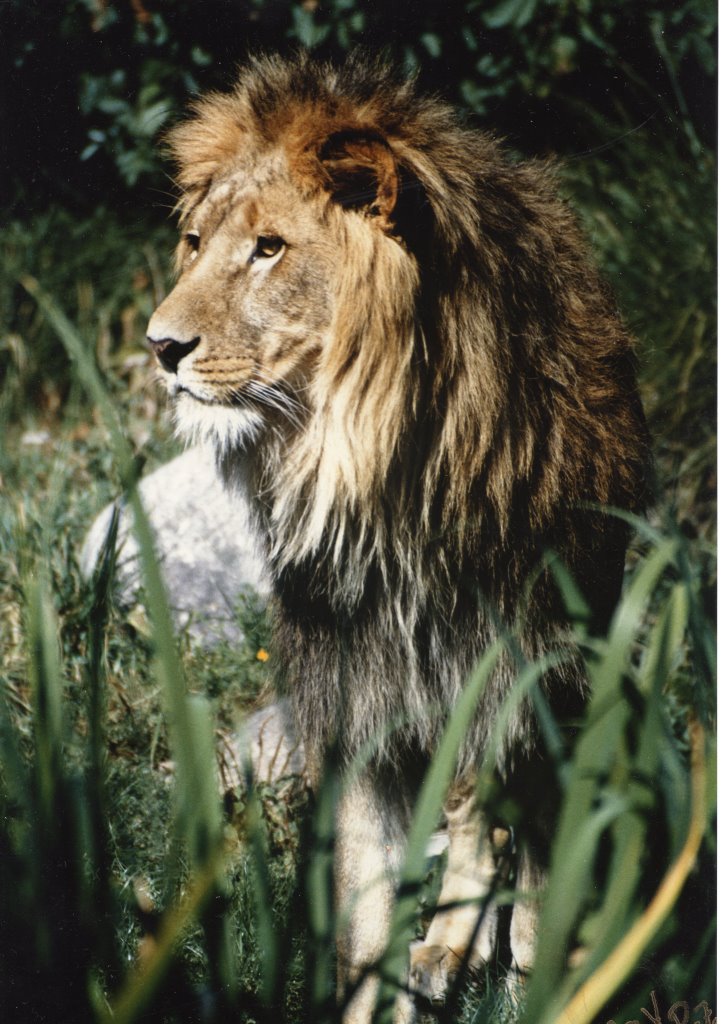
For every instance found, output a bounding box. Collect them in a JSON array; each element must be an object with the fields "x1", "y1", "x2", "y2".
[{"x1": 408, "y1": 941, "x2": 464, "y2": 1005}]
